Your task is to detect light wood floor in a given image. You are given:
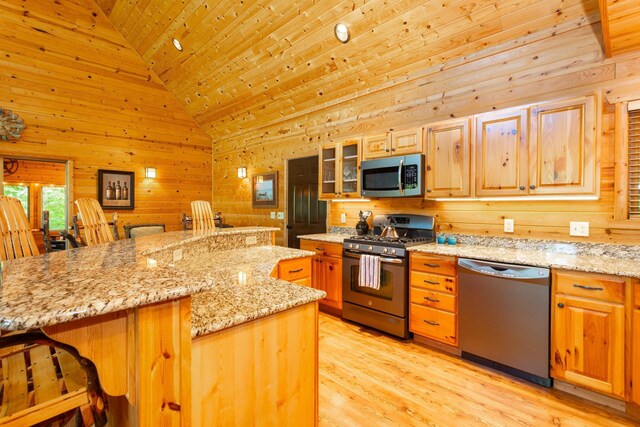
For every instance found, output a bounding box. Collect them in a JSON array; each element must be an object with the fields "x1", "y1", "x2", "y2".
[{"x1": 318, "y1": 313, "x2": 638, "y2": 427}]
